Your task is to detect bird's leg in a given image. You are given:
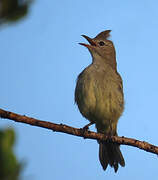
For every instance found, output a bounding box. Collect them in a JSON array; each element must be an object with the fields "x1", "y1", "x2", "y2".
[
  {"x1": 82, "y1": 122, "x2": 94, "y2": 130},
  {"x1": 80, "y1": 122, "x2": 94, "y2": 138}
]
